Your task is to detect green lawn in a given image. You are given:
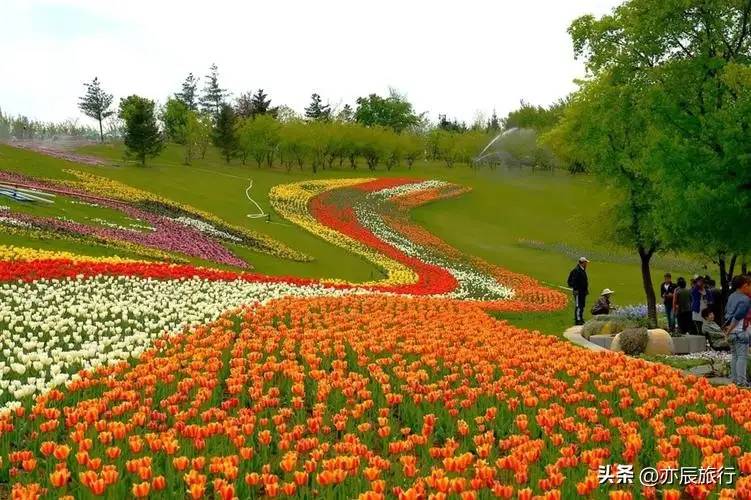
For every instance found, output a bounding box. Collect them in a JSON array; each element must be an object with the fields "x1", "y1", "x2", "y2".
[{"x1": 0, "y1": 142, "x2": 706, "y2": 335}]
